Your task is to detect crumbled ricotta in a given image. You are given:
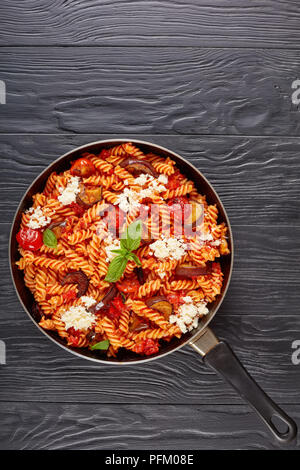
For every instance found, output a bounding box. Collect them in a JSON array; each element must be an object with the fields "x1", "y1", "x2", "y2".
[
  {"x1": 58, "y1": 176, "x2": 80, "y2": 206},
  {"x1": 115, "y1": 187, "x2": 141, "y2": 213},
  {"x1": 61, "y1": 305, "x2": 96, "y2": 331},
  {"x1": 149, "y1": 178, "x2": 166, "y2": 193},
  {"x1": 115, "y1": 175, "x2": 167, "y2": 213},
  {"x1": 104, "y1": 235, "x2": 121, "y2": 262},
  {"x1": 26, "y1": 205, "x2": 51, "y2": 230},
  {"x1": 80, "y1": 296, "x2": 97, "y2": 308},
  {"x1": 158, "y1": 174, "x2": 168, "y2": 185},
  {"x1": 134, "y1": 174, "x2": 153, "y2": 186},
  {"x1": 169, "y1": 297, "x2": 209, "y2": 334},
  {"x1": 199, "y1": 230, "x2": 214, "y2": 243},
  {"x1": 210, "y1": 239, "x2": 221, "y2": 246},
  {"x1": 149, "y1": 236, "x2": 187, "y2": 260},
  {"x1": 157, "y1": 271, "x2": 166, "y2": 279}
]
